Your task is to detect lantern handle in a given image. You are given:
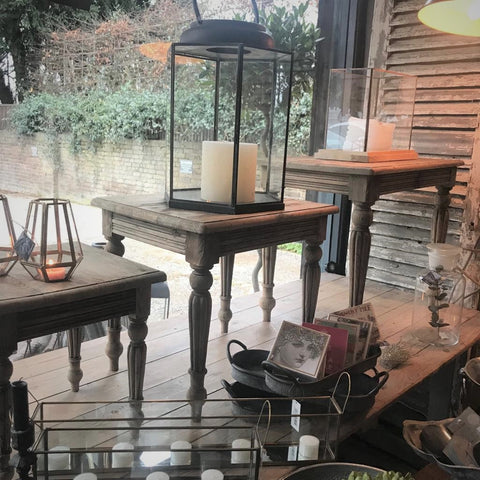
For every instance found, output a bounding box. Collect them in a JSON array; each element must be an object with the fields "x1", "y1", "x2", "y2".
[{"x1": 192, "y1": 0, "x2": 260, "y2": 24}]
